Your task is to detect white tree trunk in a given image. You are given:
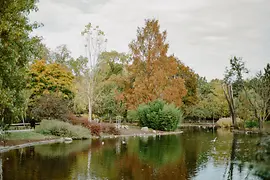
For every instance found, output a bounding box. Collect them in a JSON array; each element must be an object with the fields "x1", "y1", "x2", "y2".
[
  {"x1": 88, "y1": 97, "x2": 92, "y2": 122},
  {"x1": 82, "y1": 23, "x2": 106, "y2": 124}
]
